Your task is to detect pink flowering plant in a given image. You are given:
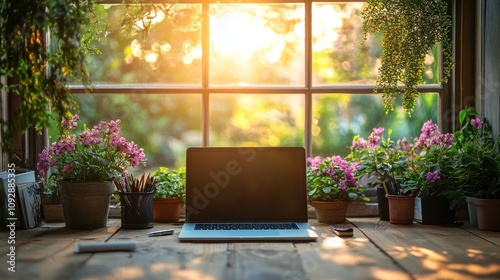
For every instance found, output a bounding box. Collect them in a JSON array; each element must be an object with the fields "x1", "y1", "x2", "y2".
[
  {"x1": 306, "y1": 155, "x2": 368, "y2": 202},
  {"x1": 37, "y1": 114, "x2": 147, "y2": 189},
  {"x1": 349, "y1": 127, "x2": 413, "y2": 195},
  {"x1": 401, "y1": 120, "x2": 456, "y2": 197}
]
